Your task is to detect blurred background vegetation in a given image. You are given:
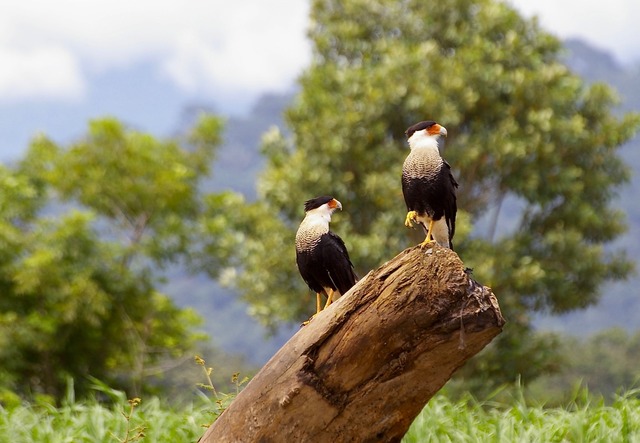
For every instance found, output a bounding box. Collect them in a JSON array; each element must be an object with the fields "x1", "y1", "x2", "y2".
[{"x1": 1, "y1": 0, "x2": 640, "y2": 408}]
